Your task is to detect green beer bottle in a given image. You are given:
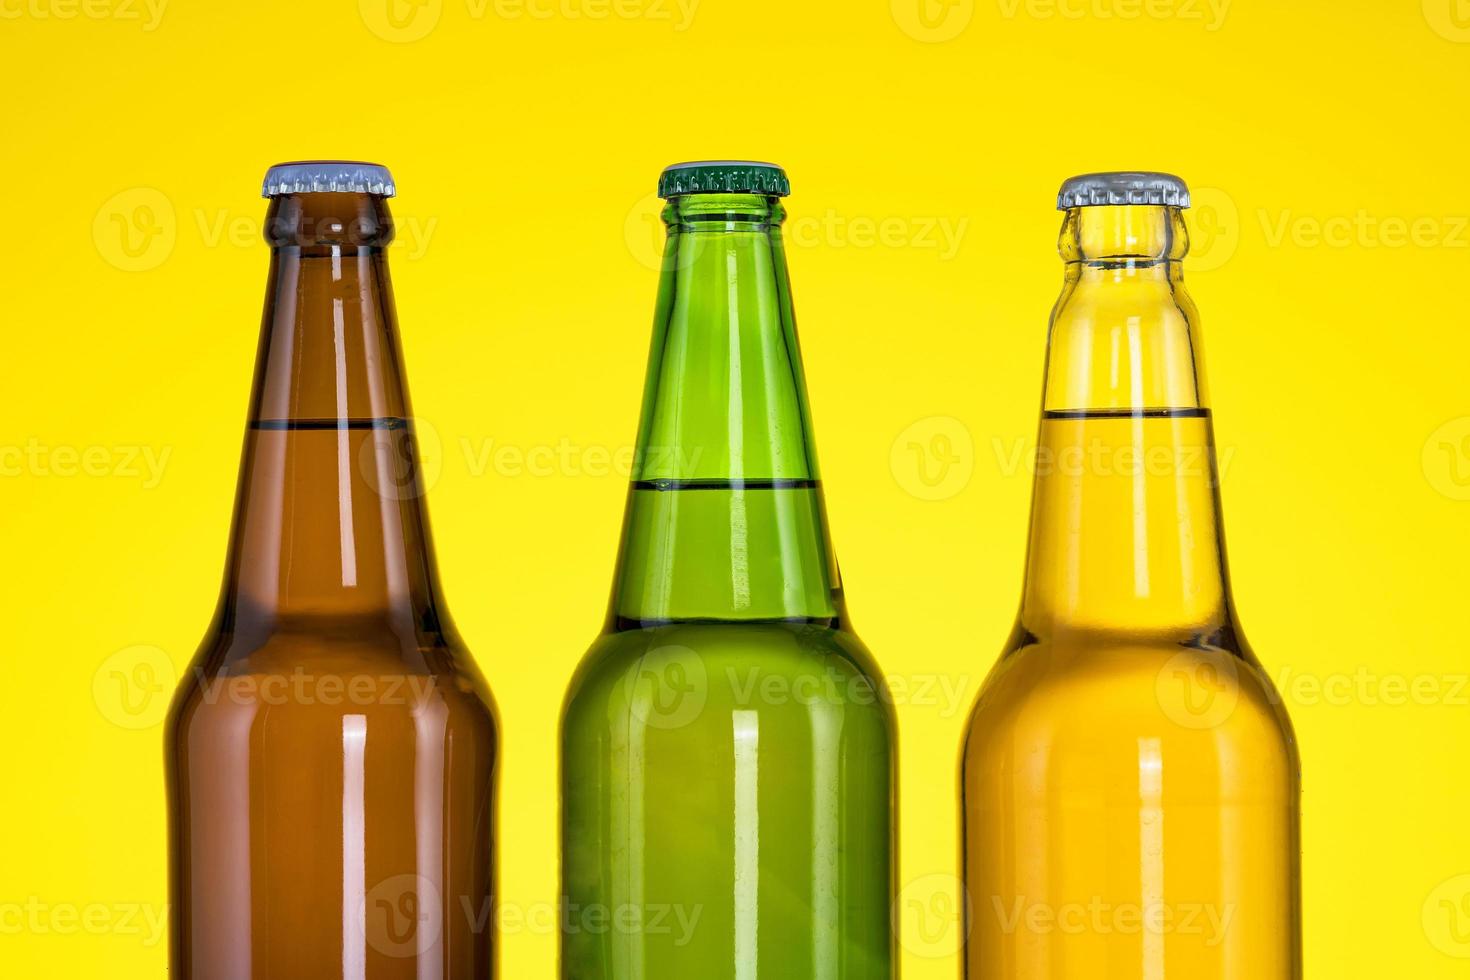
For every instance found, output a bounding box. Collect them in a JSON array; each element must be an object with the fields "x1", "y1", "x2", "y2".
[{"x1": 560, "y1": 162, "x2": 896, "y2": 979}]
